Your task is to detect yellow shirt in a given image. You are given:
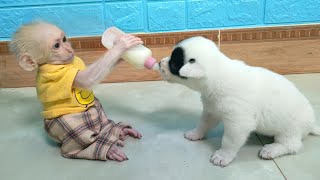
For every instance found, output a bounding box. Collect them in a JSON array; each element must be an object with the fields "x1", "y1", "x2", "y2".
[{"x1": 36, "y1": 56, "x2": 95, "y2": 119}]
